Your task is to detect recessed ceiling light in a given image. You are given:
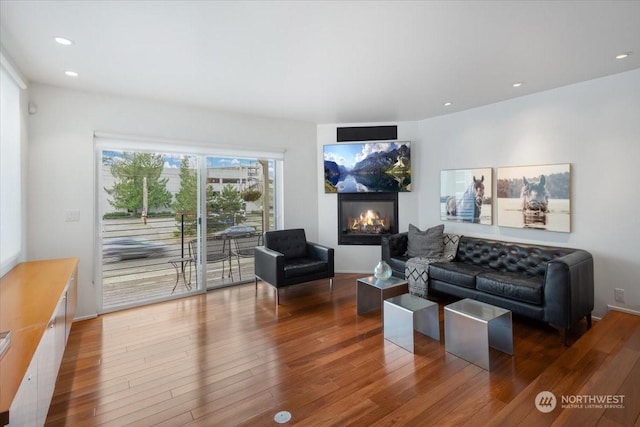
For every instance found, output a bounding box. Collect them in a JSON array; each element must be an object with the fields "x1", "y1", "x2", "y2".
[
  {"x1": 615, "y1": 52, "x2": 630, "y2": 60},
  {"x1": 54, "y1": 36, "x2": 73, "y2": 46},
  {"x1": 512, "y1": 82, "x2": 523, "y2": 88},
  {"x1": 65, "y1": 70, "x2": 79, "y2": 77},
  {"x1": 444, "y1": 102, "x2": 452, "y2": 107}
]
